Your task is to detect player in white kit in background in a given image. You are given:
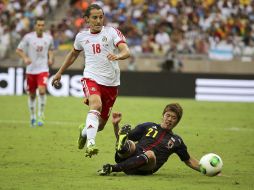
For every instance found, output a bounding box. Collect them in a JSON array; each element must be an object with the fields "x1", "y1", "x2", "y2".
[
  {"x1": 16, "y1": 17, "x2": 54, "y2": 127},
  {"x1": 52, "y1": 4, "x2": 130, "y2": 157}
]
